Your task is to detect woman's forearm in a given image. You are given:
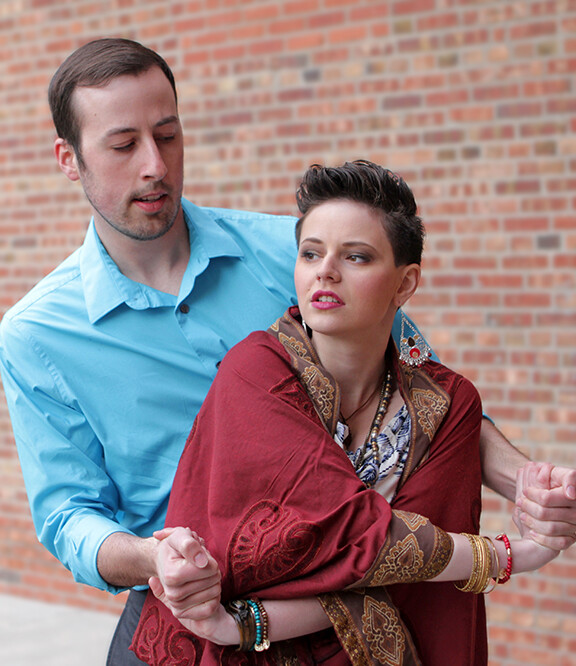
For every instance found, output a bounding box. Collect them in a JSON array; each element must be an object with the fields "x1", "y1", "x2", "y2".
[
  {"x1": 263, "y1": 597, "x2": 331, "y2": 641},
  {"x1": 430, "y1": 532, "x2": 557, "y2": 583},
  {"x1": 179, "y1": 596, "x2": 330, "y2": 646}
]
